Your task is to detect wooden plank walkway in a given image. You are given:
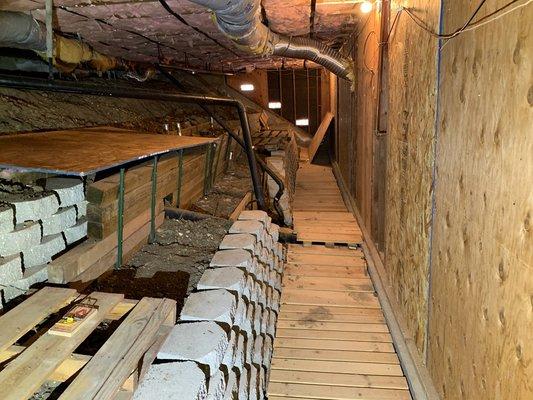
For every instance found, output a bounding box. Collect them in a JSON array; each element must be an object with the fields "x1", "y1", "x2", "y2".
[
  {"x1": 268, "y1": 244, "x2": 412, "y2": 400},
  {"x1": 268, "y1": 164, "x2": 411, "y2": 400},
  {"x1": 293, "y1": 164, "x2": 362, "y2": 246}
]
